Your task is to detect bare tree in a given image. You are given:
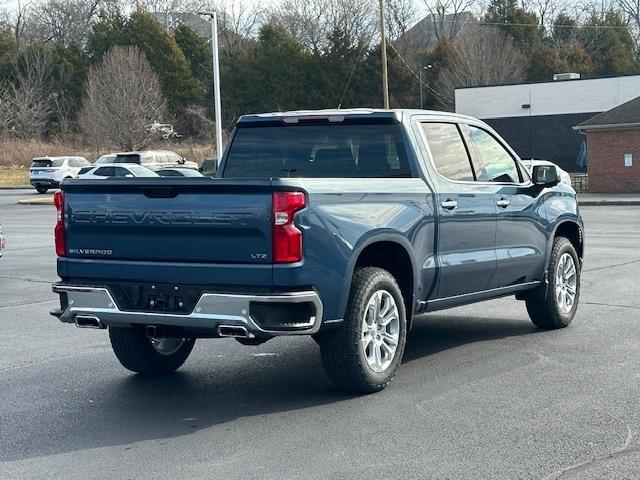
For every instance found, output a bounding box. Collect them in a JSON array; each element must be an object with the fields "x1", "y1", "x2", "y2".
[
  {"x1": 80, "y1": 46, "x2": 167, "y2": 150},
  {"x1": 434, "y1": 24, "x2": 526, "y2": 110},
  {"x1": 268, "y1": 0, "x2": 329, "y2": 52},
  {"x1": 268, "y1": 0, "x2": 376, "y2": 52},
  {"x1": 386, "y1": 0, "x2": 418, "y2": 40},
  {"x1": 3, "y1": 50, "x2": 53, "y2": 138},
  {"x1": 423, "y1": 0, "x2": 478, "y2": 42},
  {"x1": 617, "y1": 0, "x2": 640, "y2": 50},
  {"x1": 206, "y1": 0, "x2": 264, "y2": 54}
]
